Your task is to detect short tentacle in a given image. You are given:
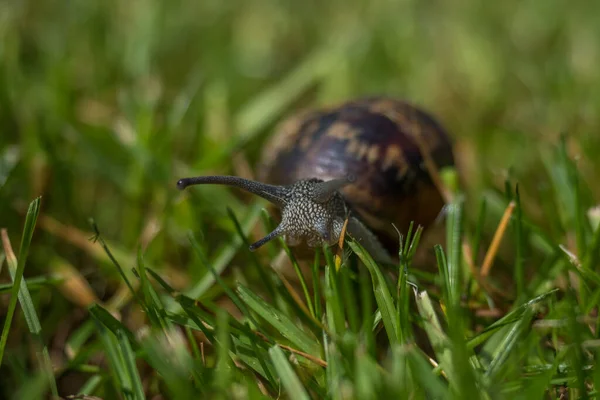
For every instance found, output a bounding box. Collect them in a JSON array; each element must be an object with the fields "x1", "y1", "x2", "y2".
[
  {"x1": 312, "y1": 175, "x2": 356, "y2": 203},
  {"x1": 249, "y1": 224, "x2": 286, "y2": 251}
]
